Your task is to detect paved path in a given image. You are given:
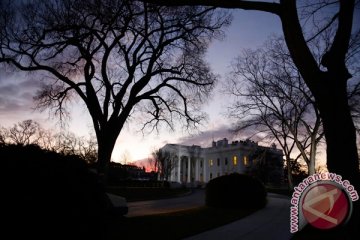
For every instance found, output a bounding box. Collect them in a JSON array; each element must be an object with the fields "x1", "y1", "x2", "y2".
[
  {"x1": 125, "y1": 190, "x2": 292, "y2": 240},
  {"x1": 126, "y1": 189, "x2": 205, "y2": 217},
  {"x1": 185, "y1": 193, "x2": 292, "y2": 240}
]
